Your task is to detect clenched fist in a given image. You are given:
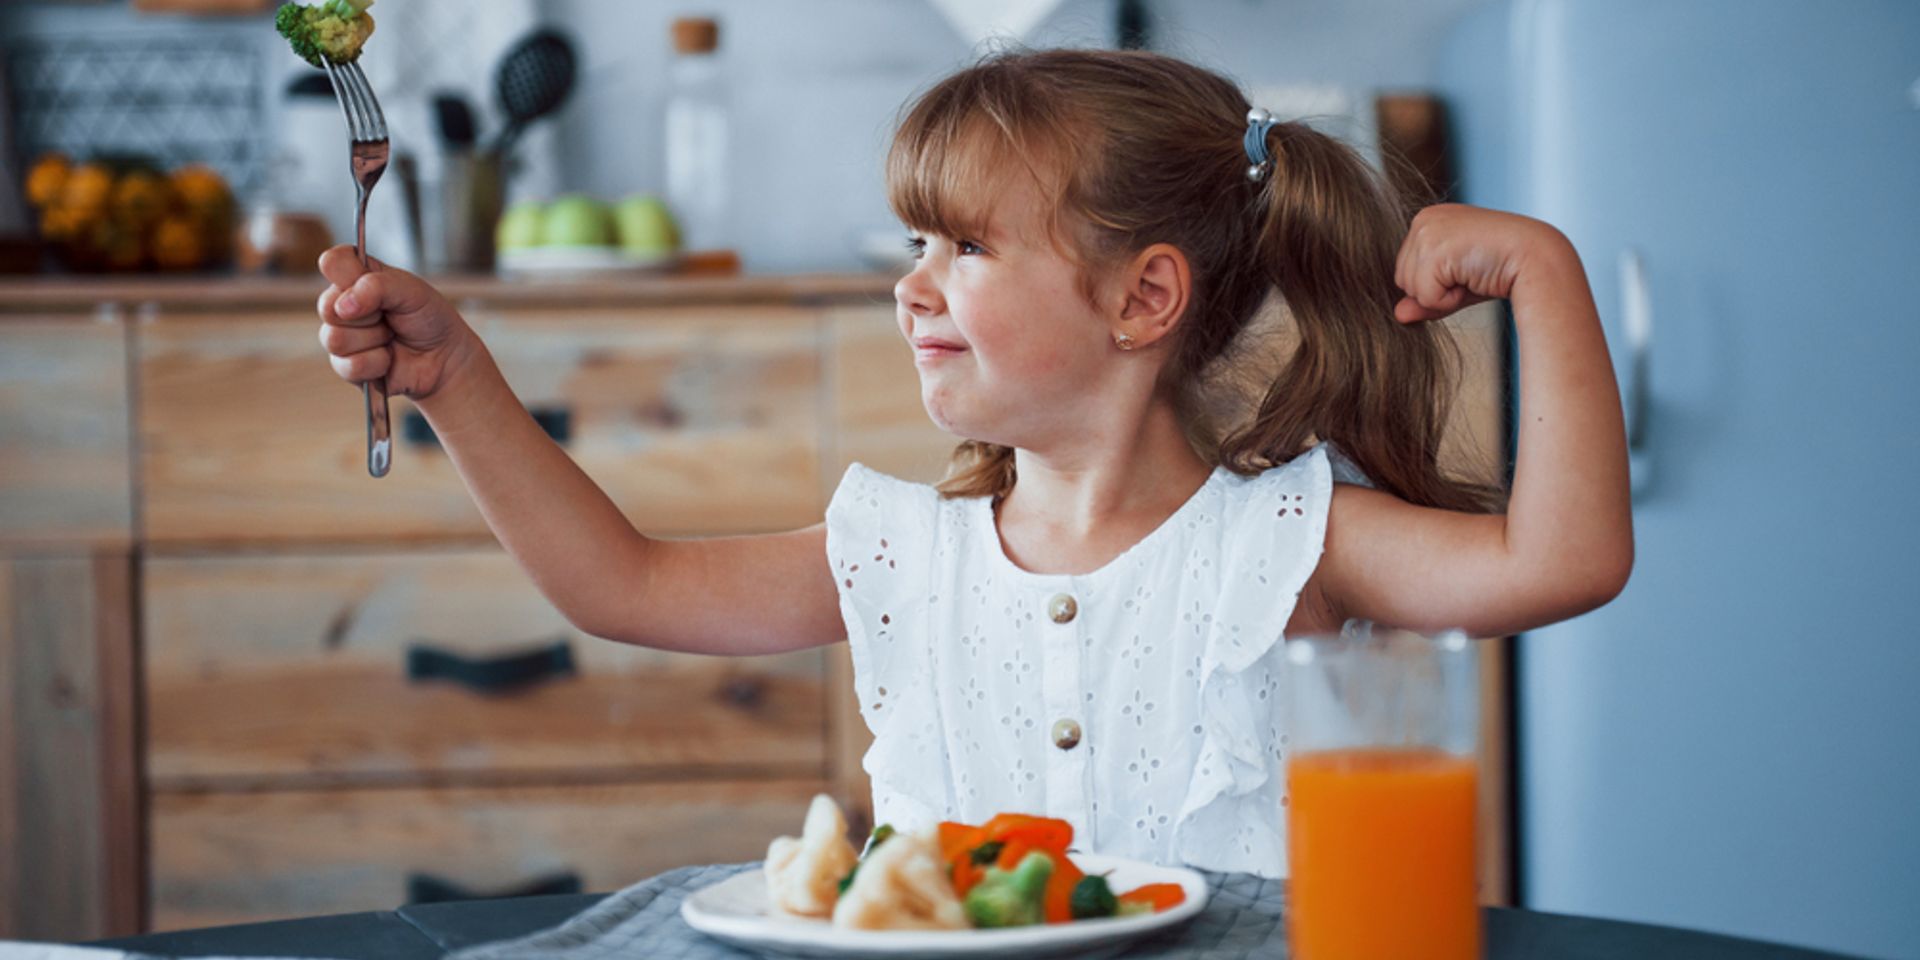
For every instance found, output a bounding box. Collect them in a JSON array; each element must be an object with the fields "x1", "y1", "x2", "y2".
[
  {"x1": 315, "y1": 246, "x2": 477, "y2": 399},
  {"x1": 1391, "y1": 204, "x2": 1576, "y2": 324}
]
